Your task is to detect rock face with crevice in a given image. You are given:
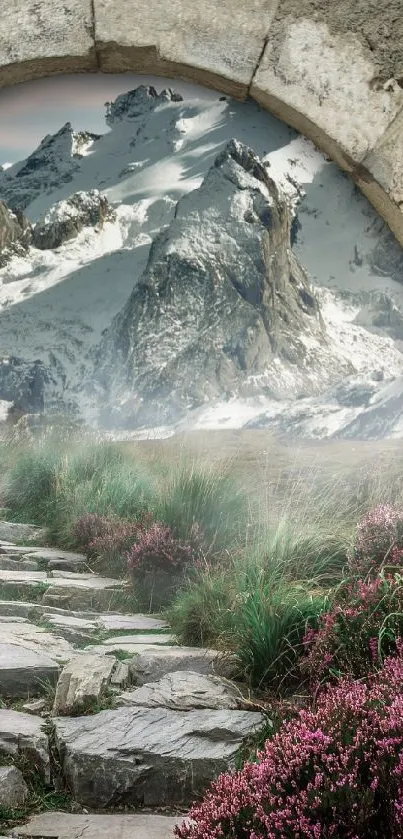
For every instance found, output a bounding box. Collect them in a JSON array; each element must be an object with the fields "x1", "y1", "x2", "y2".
[
  {"x1": 95, "y1": 139, "x2": 324, "y2": 428},
  {"x1": 32, "y1": 190, "x2": 116, "y2": 250}
]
